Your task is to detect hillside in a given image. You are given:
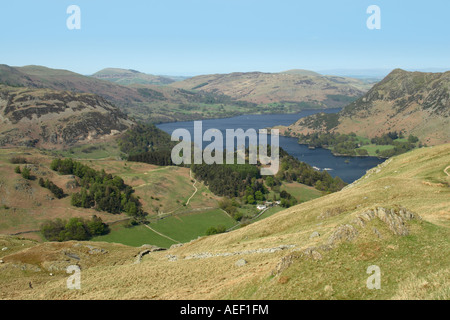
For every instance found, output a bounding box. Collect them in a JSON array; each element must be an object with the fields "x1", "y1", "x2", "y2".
[
  {"x1": 91, "y1": 68, "x2": 179, "y2": 86},
  {"x1": 0, "y1": 143, "x2": 448, "y2": 299},
  {"x1": 170, "y1": 71, "x2": 373, "y2": 107},
  {"x1": 0, "y1": 65, "x2": 258, "y2": 122},
  {"x1": 279, "y1": 69, "x2": 450, "y2": 146},
  {"x1": 0, "y1": 85, "x2": 134, "y2": 149}
]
